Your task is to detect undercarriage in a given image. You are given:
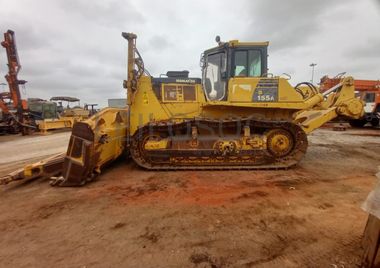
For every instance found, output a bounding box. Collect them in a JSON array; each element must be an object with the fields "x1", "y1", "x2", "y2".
[{"x1": 131, "y1": 118, "x2": 308, "y2": 170}]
